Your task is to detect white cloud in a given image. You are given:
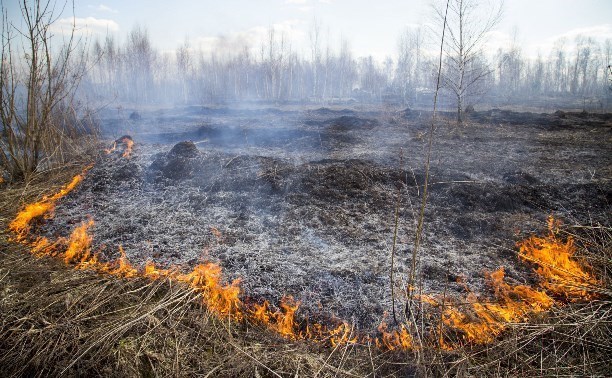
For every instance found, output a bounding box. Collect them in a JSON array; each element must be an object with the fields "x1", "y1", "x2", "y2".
[
  {"x1": 553, "y1": 24, "x2": 612, "y2": 43},
  {"x1": 88, "y1": 4, "x2": 118, "y2": 13},
  {"x1": 285, "y1": 0, "x2": 332, "y2": 6},
  {"x1": 525, "y1": 24, "x2": 612, "y2": 59},
  {"x1": 53, "y1": 17, "x2": 120, "y2": 36},
  {"x1": 478, "y1": 24, "x2": 612, "y2": 60}
]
